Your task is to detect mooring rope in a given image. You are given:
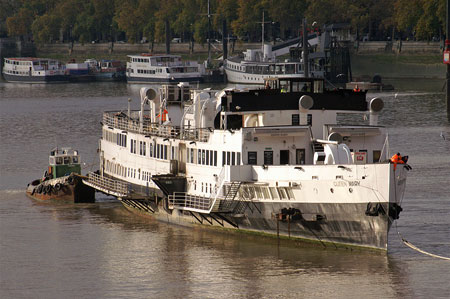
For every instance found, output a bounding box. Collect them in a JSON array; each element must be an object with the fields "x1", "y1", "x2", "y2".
[{"x1": 395, "y1": 223, "x2": 450, "y2": 261}]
